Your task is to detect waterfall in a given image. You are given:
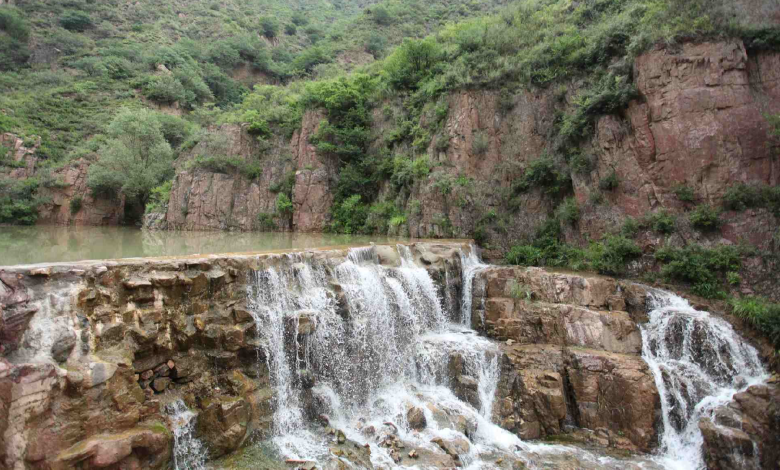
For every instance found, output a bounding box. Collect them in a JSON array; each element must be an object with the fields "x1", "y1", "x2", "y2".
[
  {"x1": 166, "y1": 399, "x2": 206, "y2": 470},
  {"x1": 245, "y1": 245, "x2": 527, "y2": 467},
  {"x1": 640, "y1": 289, "x2": 768, "y2": 470},
  {"x1": 459, "y1": 246, "x2": 486, "y2": 326}
]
